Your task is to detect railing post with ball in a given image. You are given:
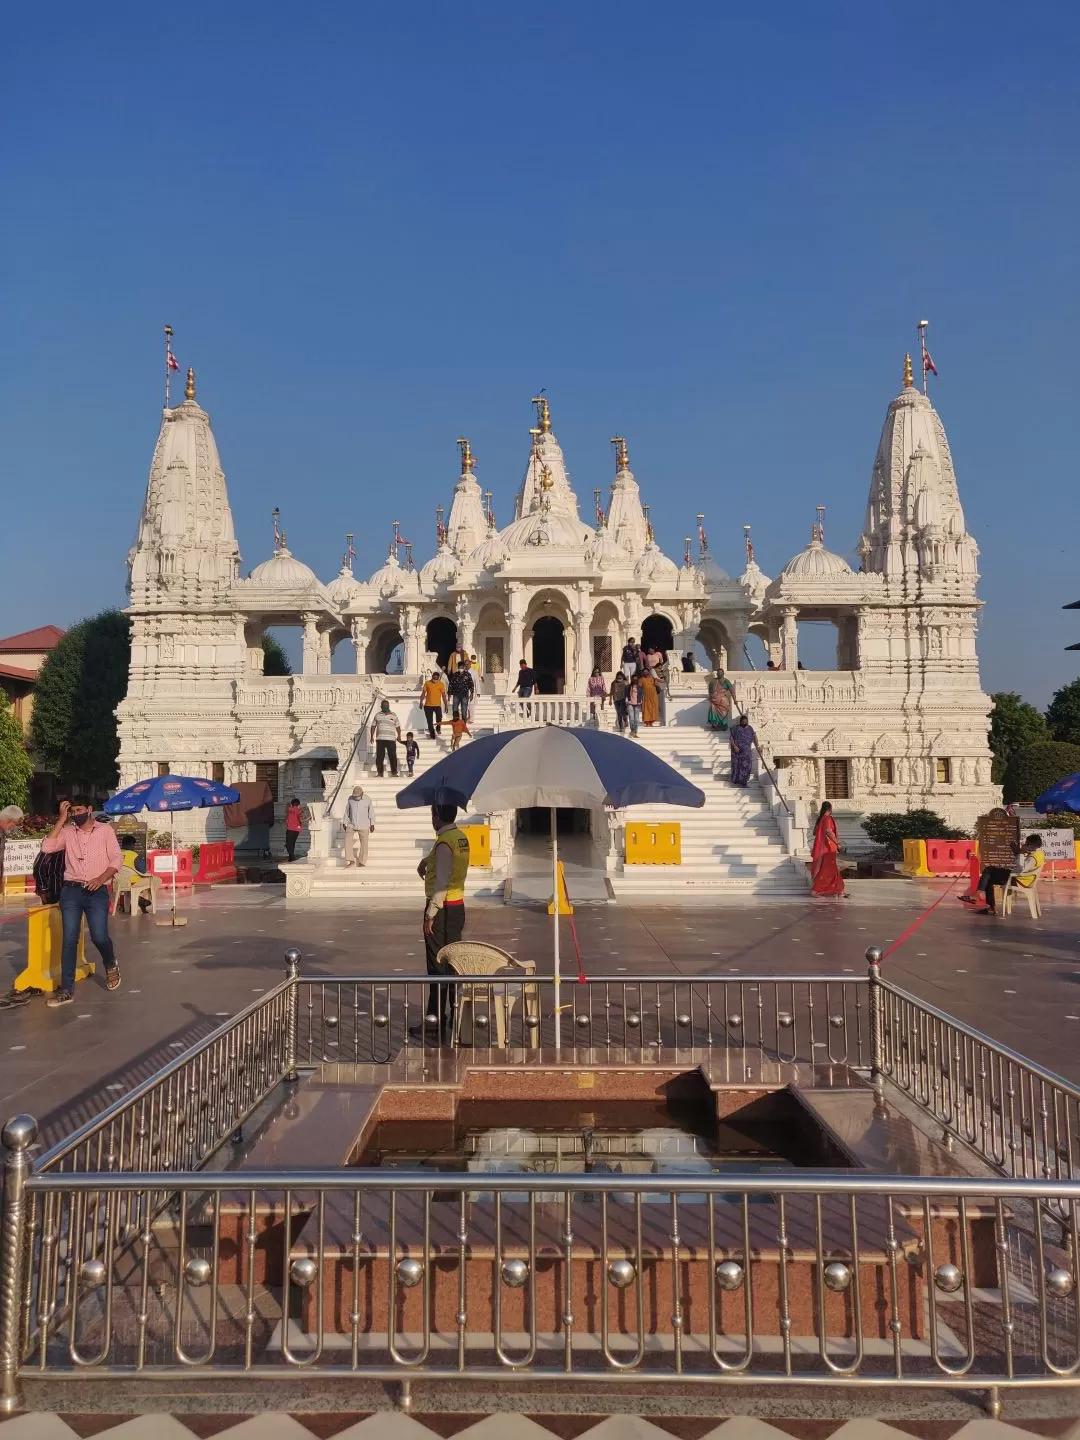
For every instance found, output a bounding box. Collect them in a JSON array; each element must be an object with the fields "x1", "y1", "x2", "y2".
[
  {"x1": 866, "y1": 945, "x2": 885, "y2": 1096},
  {"x1": 284, "y1": 947, "x2": 301, "y2": 1082},
  {"x1": 0, "y1": 1114, "x2": 37, "y2": 1414}
]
